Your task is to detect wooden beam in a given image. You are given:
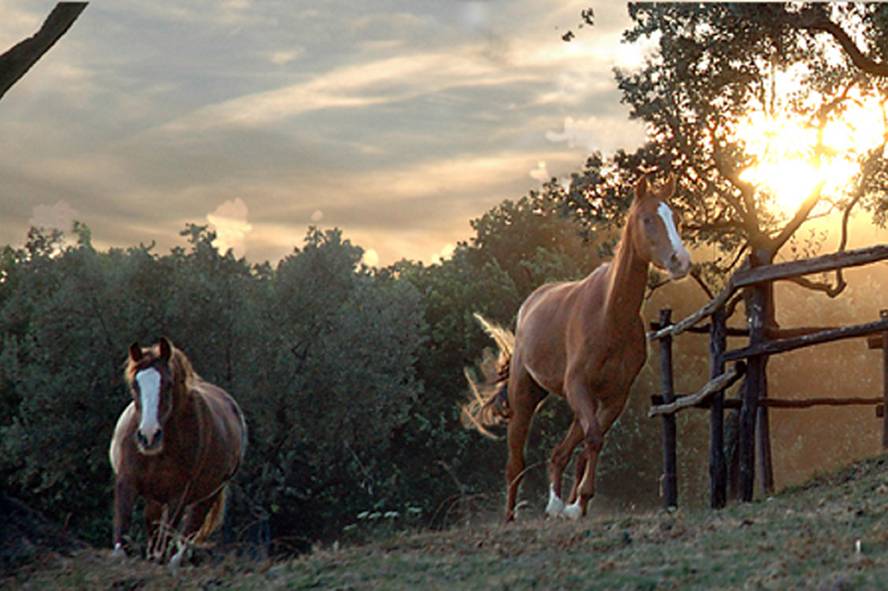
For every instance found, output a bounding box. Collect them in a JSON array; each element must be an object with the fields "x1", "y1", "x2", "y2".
[
  {"x1": 723, "y1": 317, "x2": 888, "y2": 362},
  {"x1": 709, "y1": 307, "x2": 728, "y2": 509},
  {"x1": 648, "y1": 284, "x2": 736, "y2": 341},
  {"x1": 766, "y1": 326, "x2": 842, "y2": 339},
  {"x1": 739, "y1": 284, "x2": 766, "y2": 503},
  {"x1": 649, "y1": 362, "x2": 746, "y2": 417},
  {"x1": 650, "y1": 321, "x2": 749, "y2": 337},
  {"x1": 650, "y1": 396, "x2": 888, "y2": 411},
  {"x1": 732, "y1": 244, "x2": 888, "y2": 288},
  {"x1": 760, "y1": 397, "x2": 884, "y2": 408},
  {"x1": 868, "y1": 334, "x2": 883, "y2": 349},
  {"x1": 649, "y1": 245, "x2": 888, "y2": 342},
  {"x1": 658, "y1": 309, "x2": 678, "y2": 509},
  {"x1": 0, "y1": 2, "x2": 88, "y2": 101},
  {"x1": 881, "y1": 310, "x2": 888, "y2": 449}
]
